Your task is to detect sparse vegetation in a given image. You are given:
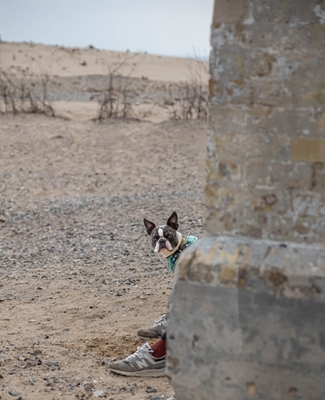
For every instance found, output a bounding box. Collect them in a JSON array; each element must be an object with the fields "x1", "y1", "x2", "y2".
[
  {"x1": 0, "y1": 67, "x2": 55, "y2": 116},
  {"x1": 96, "y1": 53, "x2": 153, "y2": 121},
  {"x1": 96, "y1": 53, "x2": 208, "y2": 122},
  {"x1": 164, "y1": 57, "x2": 209, "y2": 121},
  {"x1": 0, "y1": 44, "x2": 208, "y2": 121}
]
